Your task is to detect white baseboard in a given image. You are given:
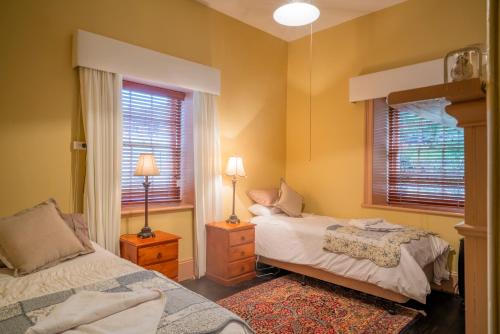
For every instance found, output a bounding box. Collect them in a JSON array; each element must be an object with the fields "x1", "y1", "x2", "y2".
[{"x1": 178, "y1": 258, "x2": 194, "y2": 282}]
